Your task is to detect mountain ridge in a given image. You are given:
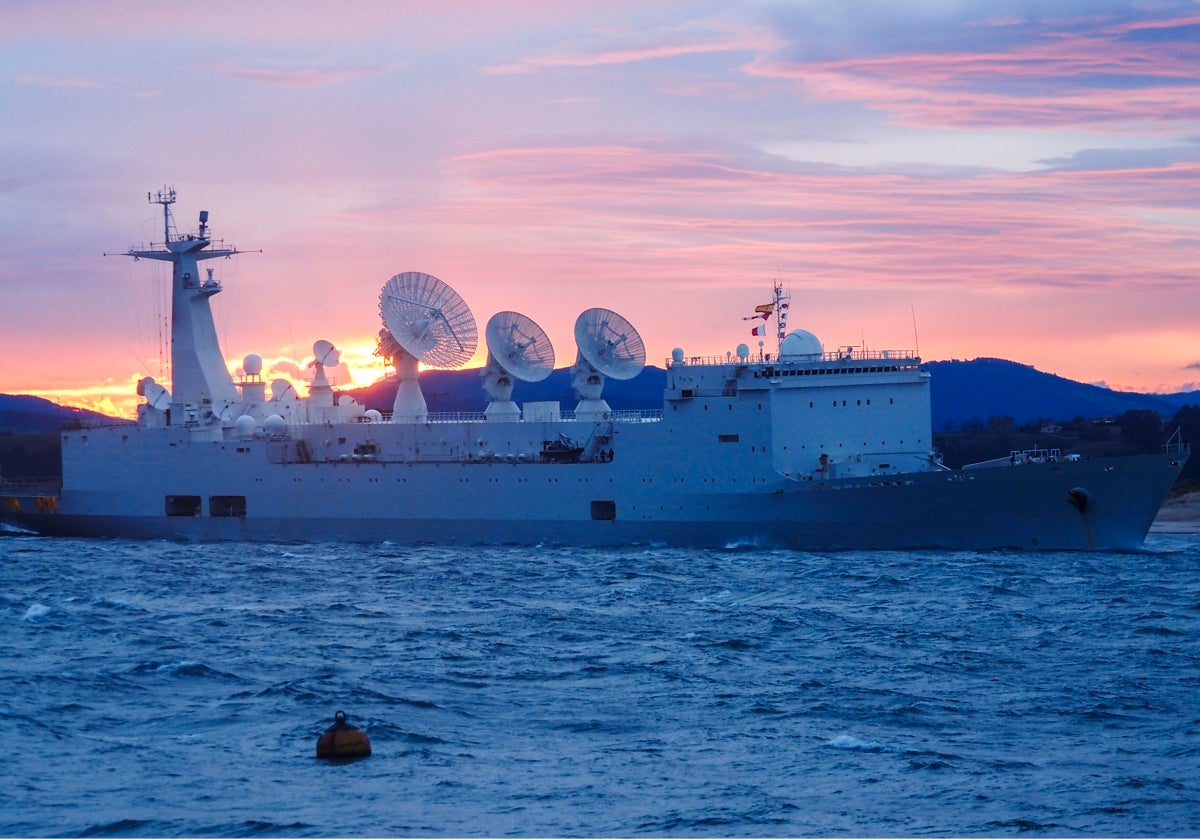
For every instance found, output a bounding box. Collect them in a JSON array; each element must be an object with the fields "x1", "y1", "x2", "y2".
[{"x1": 3, "y1": 357, "x2": 1197, "y2": 433}]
